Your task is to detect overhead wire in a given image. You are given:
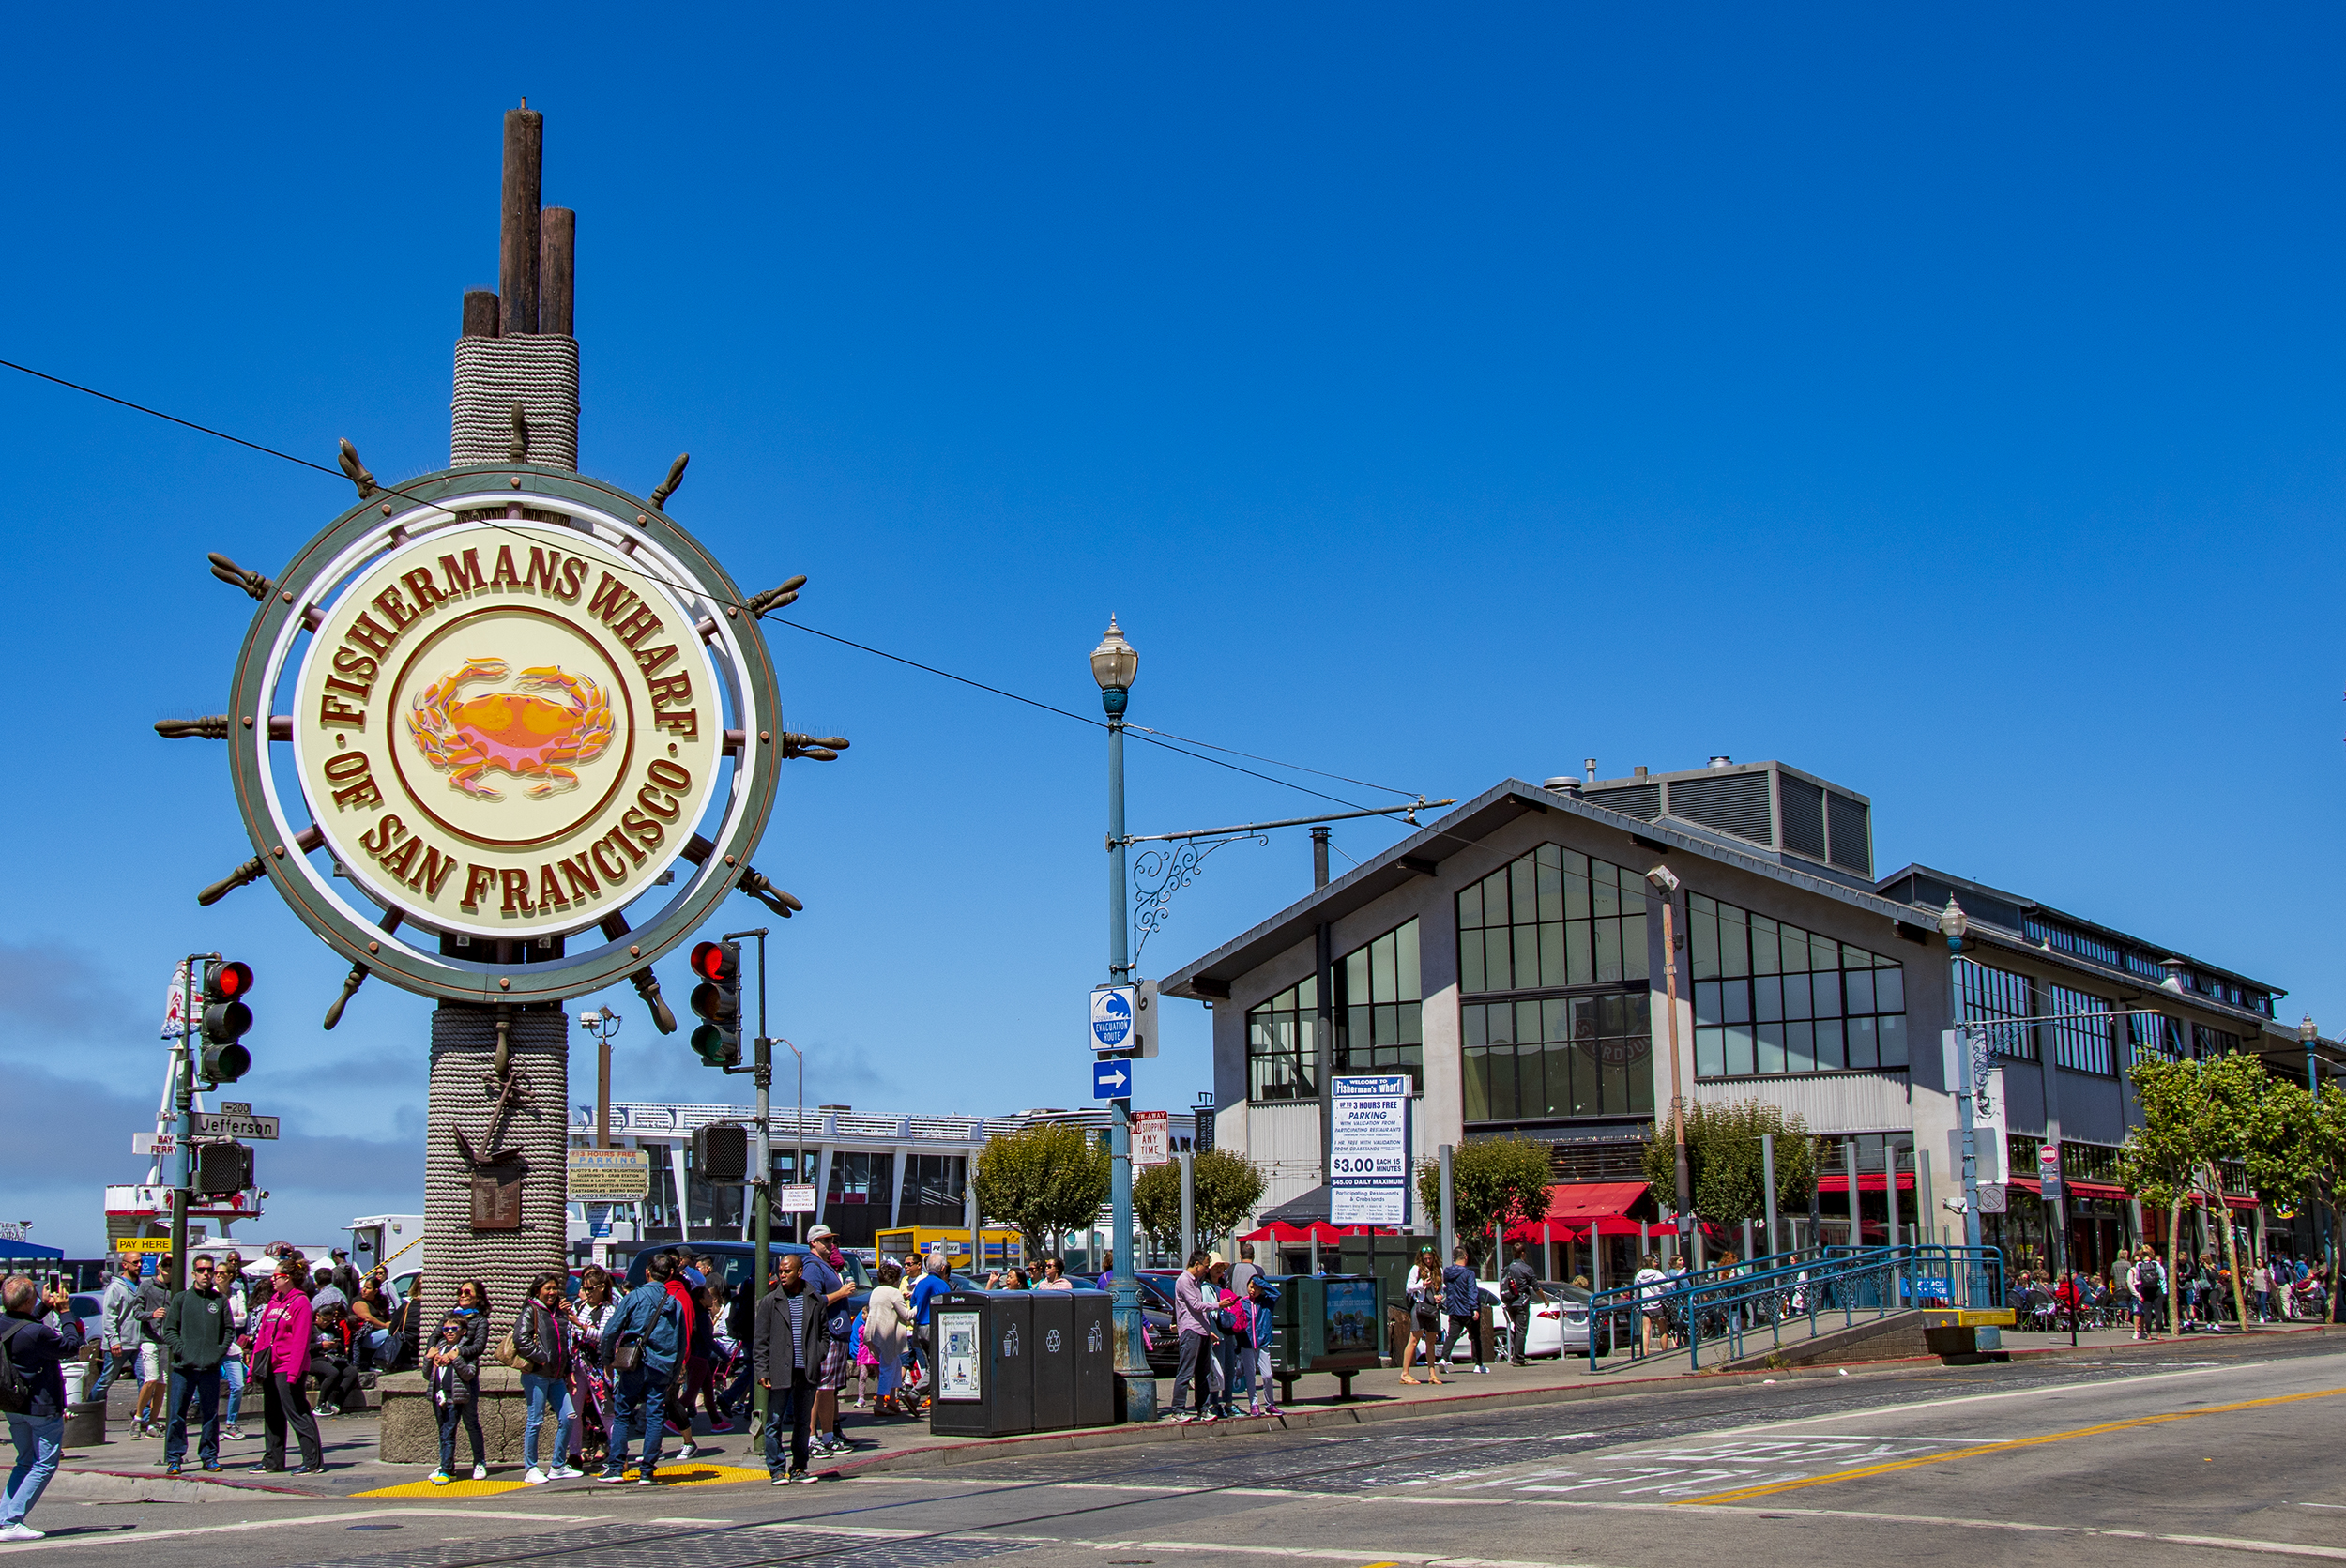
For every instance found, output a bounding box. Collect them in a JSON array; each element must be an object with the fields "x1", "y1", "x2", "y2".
[{"x1": 0, "y1": 353, "x2": 1443, "y2": 826}]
